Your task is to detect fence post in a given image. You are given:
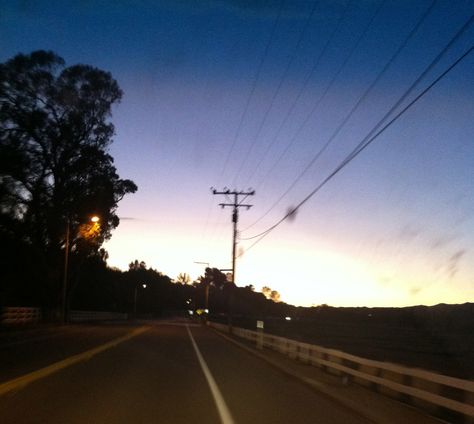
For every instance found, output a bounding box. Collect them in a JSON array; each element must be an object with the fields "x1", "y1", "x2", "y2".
[{"x1": 256, "y1": 320, "x2": 264, "y2": 350}]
